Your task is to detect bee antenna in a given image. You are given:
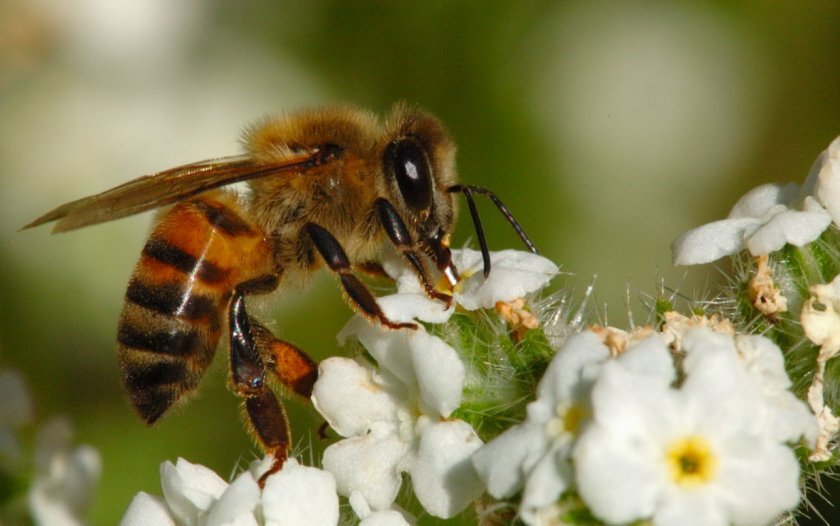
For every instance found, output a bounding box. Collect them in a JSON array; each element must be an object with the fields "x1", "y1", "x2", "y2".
[{"x1": 448, "y1": 184, "x2": 539, "y2": 278}]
